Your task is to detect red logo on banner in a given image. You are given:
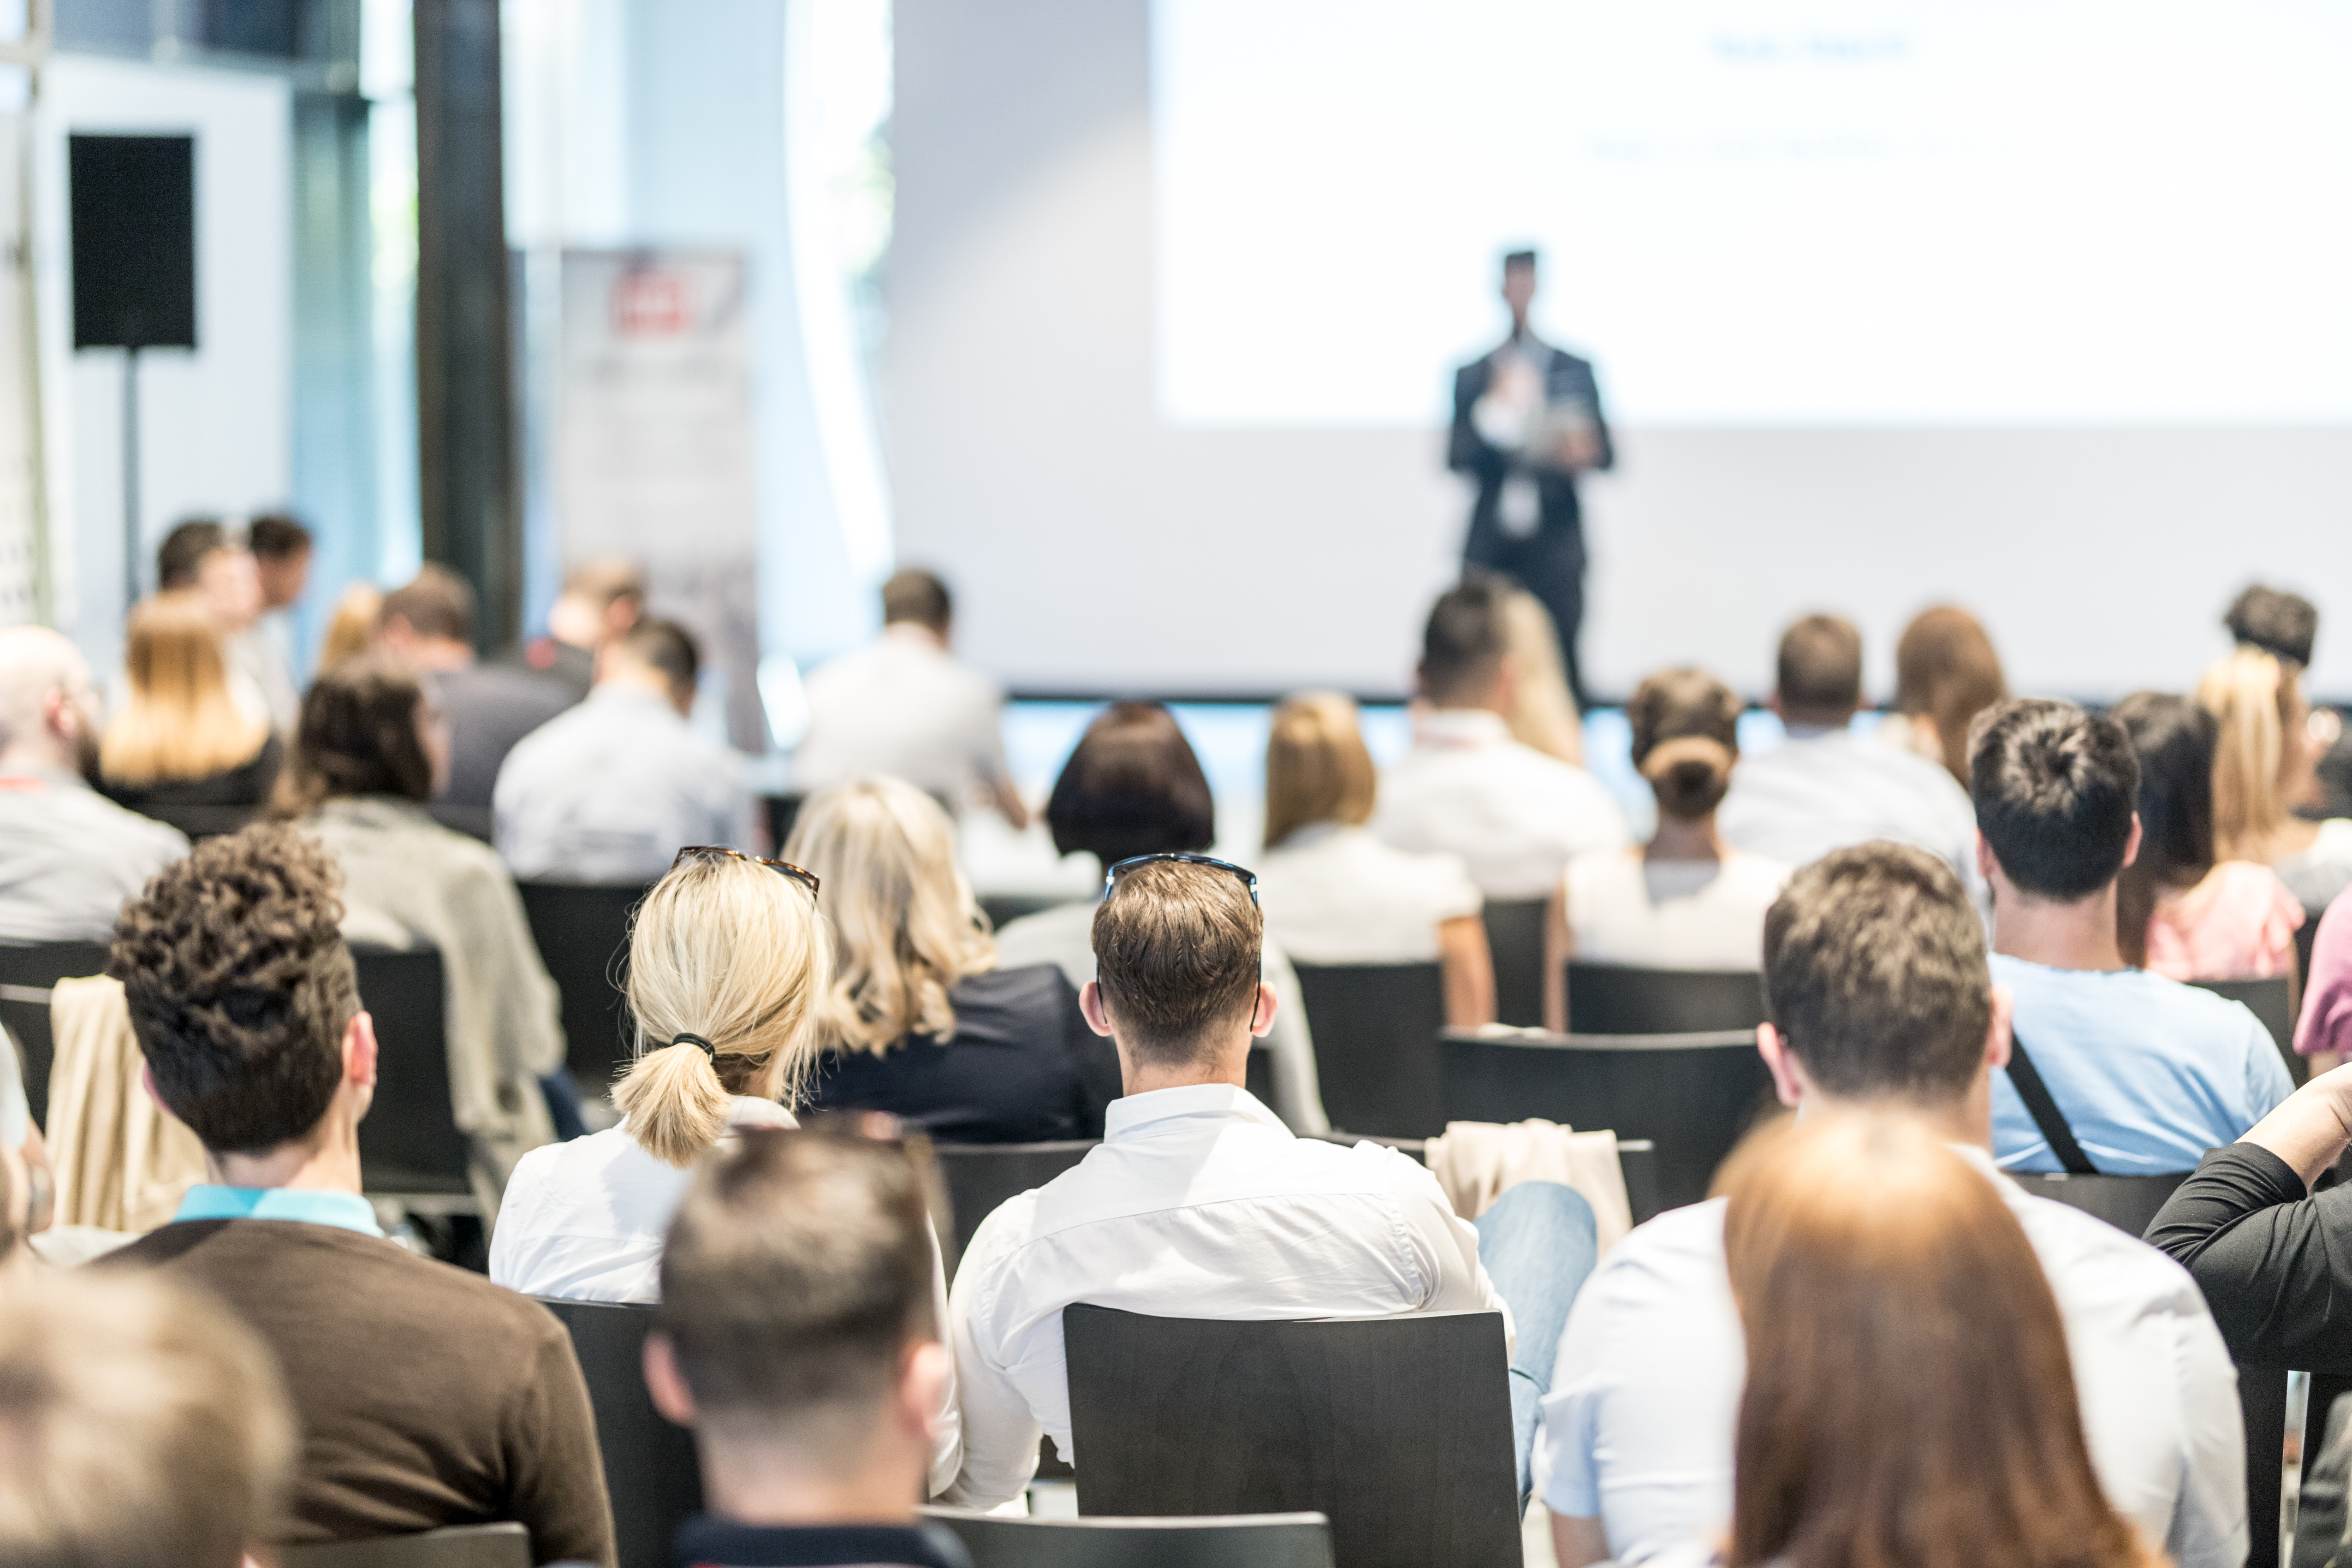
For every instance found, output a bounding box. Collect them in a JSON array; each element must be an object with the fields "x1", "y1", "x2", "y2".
[{"x1": 613, "y1": 271, "x2": 690, "y2": 335}]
